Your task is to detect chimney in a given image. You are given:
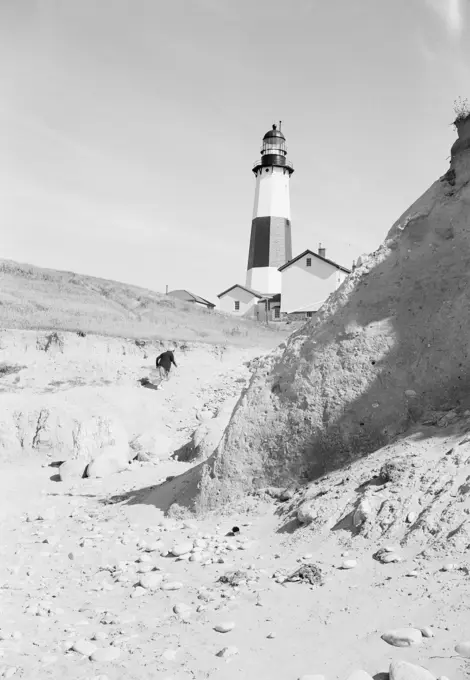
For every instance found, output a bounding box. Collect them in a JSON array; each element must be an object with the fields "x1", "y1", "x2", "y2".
[
  {"x1": 318, "y1": 243, "x2": 326, "y2": 258},
  {"x1": 165, "y1": 285, "x2": 169, "y2": 294}
]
